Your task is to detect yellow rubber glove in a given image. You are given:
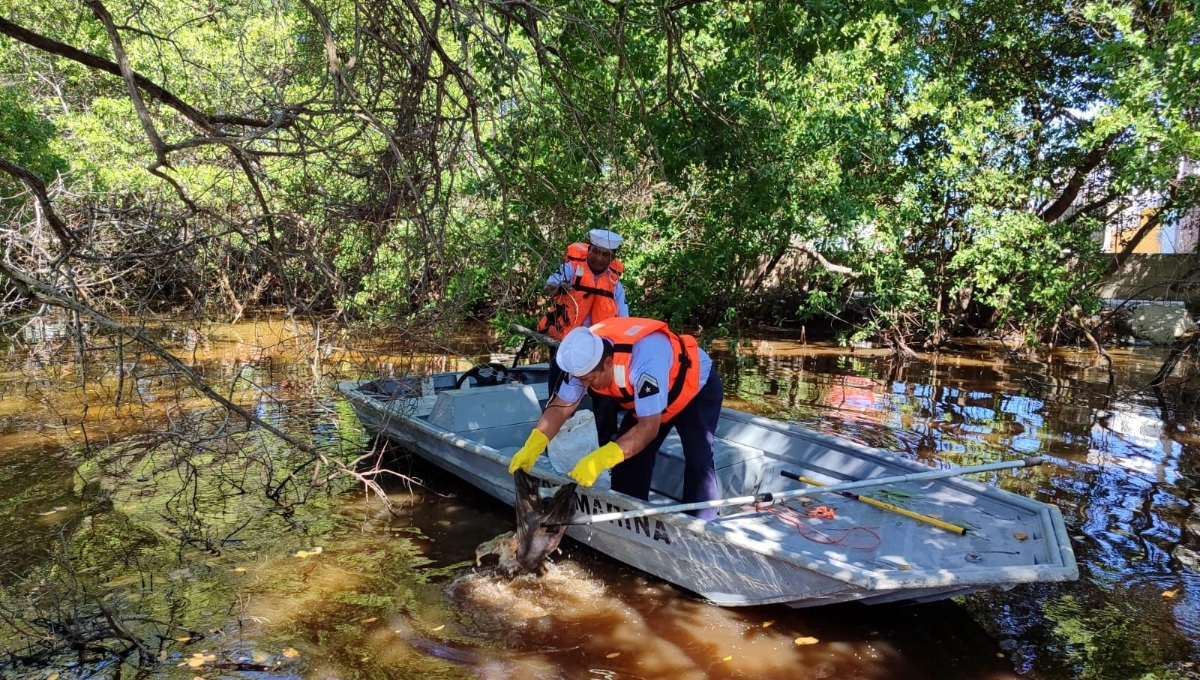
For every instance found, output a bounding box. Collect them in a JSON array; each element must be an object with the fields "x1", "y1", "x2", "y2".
[
  {"x1": 568, "y1": 442, "x2": 625, "y2": 487},
  {"x1": 508, "y1": 429, "x2": 550, "y2": 474}
]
